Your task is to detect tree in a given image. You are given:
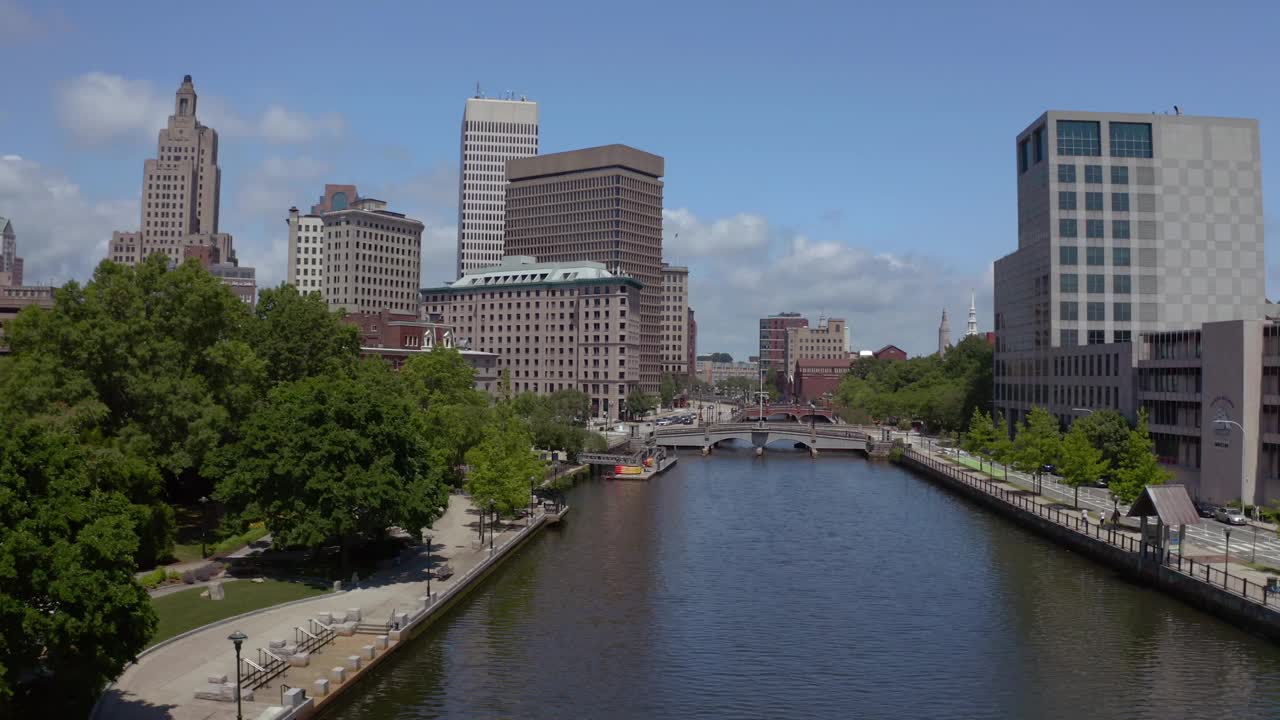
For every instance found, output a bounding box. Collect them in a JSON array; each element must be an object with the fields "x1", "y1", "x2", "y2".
[
  {"x1": 211, "y1": 361, "x2": 445, "y2": 570},
  {"x1": 625, "y1": 389, "x2": 656, "y2": 419},
  {"x1": 963, "y1": 408, "x2": 997, "y2": 472},
  {"x1": 1058, "y1": 422, "x2": 1110, "y2": 508},
  {"x1": 464, "y1": 411, "x2": 545, "y2": 518},
  {"x1": 660, "y1": 374, "x2": 677, "y2": 408},
  {"x1": 1108, "y1": 408, "x2": 1172, "y2": 519},
  {"x1": 1070, "y1": 409, "x2": 1131, "y2": 474},
  {"x1": 498, "y1": 367, "x2": 513, "y2": 403},
  {"x1": 1012, "y1": 407, "x2": 1061, "y2": 495},
  {"x1": 400, "y1": 347, "x2": 480, "y2": 408},
  {"x1": 708, "y1": 352, "x2": 732, "y2": 363},
  {"x1": 250, "y1": 284, "x2": 359, "y2": 386},
  {"x1": 0, "y1": 421, "x2": 156, "y2": 716}
]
